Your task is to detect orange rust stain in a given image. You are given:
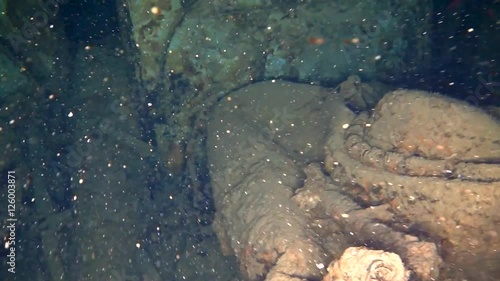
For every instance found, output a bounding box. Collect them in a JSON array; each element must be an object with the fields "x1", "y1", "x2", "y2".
[{"x1": 307, "y1": 36, "x2": 325, "y2": 45}]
